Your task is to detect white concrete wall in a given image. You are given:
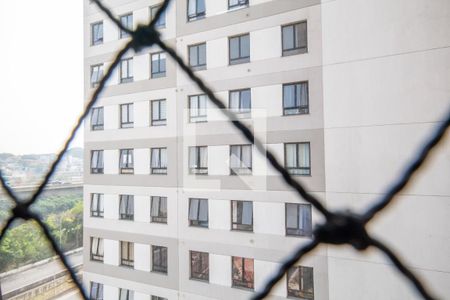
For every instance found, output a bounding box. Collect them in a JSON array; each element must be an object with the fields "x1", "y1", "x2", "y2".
[
  {"x1": 104, "y1": 239, "x2": 120, "y2": 266},
  {"x1": 209, "y1": 254, "x2": 231, "y2": 287}
]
